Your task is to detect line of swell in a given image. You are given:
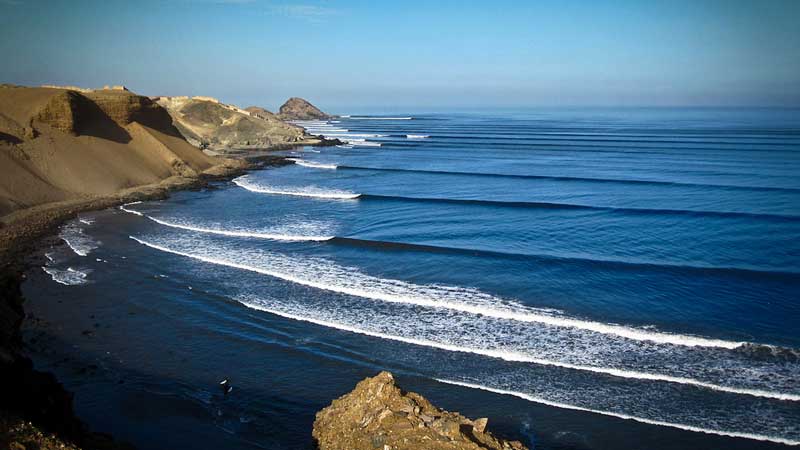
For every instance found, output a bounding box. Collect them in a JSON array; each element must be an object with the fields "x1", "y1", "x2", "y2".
[
  {"x1": 358, "y1": 194, "x2": 800, "y2": 222},
  {"x1": 382, "y1": 139, "x2": 800, "y2": 155},
  {"x1": 147, "y1": 216, "x2": 332, "y2": 242},
  {"x1": 232, "y1": 177, "x2": 359, "y2": 199},
  {"x1": 128, "y1": 235, "x2": 743, "y2": 349},
  {"x1": 435, "y1": 379, "x2": 799, "y2": 446},
  {"x1": 388, "y1": 134, "x2": 797, "y2": 147},
  {"x1": 328, "y1": 237, "x2": 798, "y2": 278},
  {"x1": 236, "y1": 303, "x2": 800, "y2": 403},
  {"x1": 120, "y1": 207, "x2": 795, "y2": 276},
  {"x1": 337, "y1": 166, "x2": 800, "y2": 193}
]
